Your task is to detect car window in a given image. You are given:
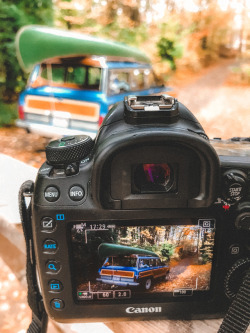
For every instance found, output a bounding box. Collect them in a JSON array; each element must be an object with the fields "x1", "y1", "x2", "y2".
[
  {"x1": 108, "y1": 70, "x2": 131, "y2": 95},
  {"x1": 139, "y1": 259, "x2": 150, "y2": 268},
  {"x1": 88, "y1": 67, "x2": 101, "y2": 87},
  {"x1": 131, "y1": 69, "x2": 145, "y2": 91},
  {"x1": 144, "y1": 69, "x2": 157, "y2": 88},
  {"x1": 156, "y1": 259, "x2": 162, "y2": 266},
  {"x1": 149, "y1": 259, "x2": 157, "y2": 267},
  {"x1": 66, "y1": 66, "x2": 86, "y2": 86},
  {"x1": 110, "y1": 256, "x2": 137, "y2": 267},
  {"x1": 33, "y1": 64, "x2": 101, "y2": 90}
]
